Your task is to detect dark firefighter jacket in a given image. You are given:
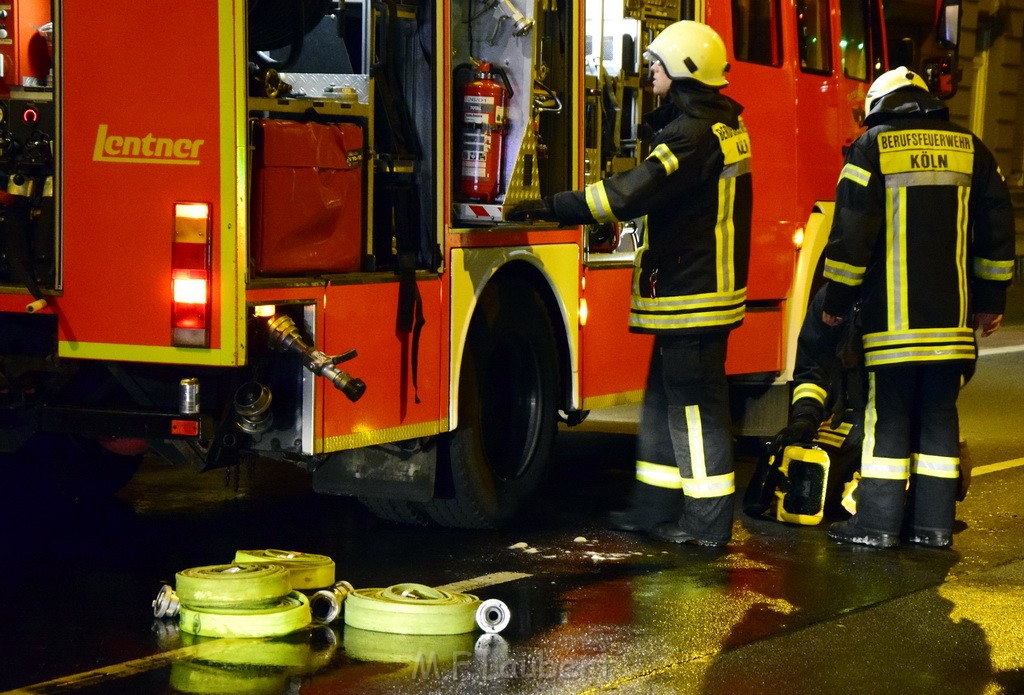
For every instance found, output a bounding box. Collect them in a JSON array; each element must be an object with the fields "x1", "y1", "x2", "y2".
[
  {"x1": 549, "y1": 81, "x2": 753, "y2": 334},
  {"x1": 822, "y1": 90, "x2": 1015, "y2": 368}
]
